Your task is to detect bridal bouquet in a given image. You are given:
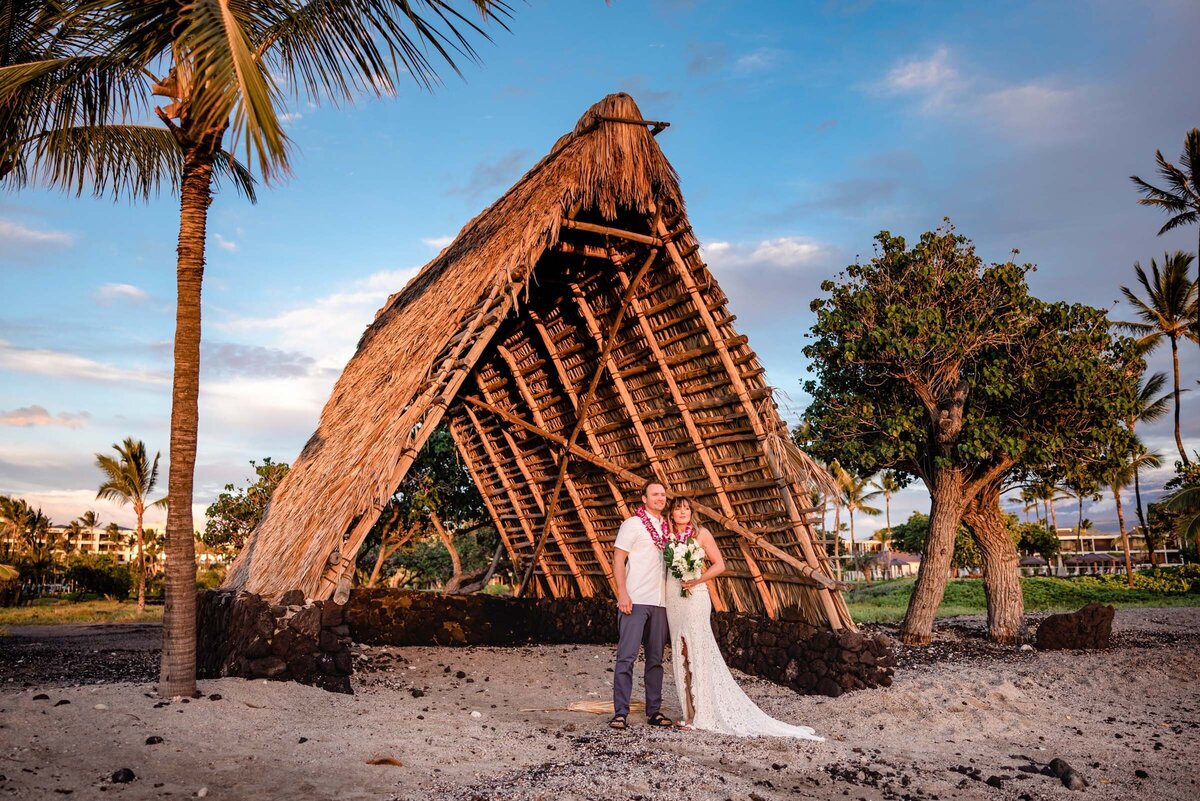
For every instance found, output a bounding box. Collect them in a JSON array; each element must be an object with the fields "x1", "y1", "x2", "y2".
[{"x1": 663, "y1": 539, "x2": 705, "y2": 597}]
